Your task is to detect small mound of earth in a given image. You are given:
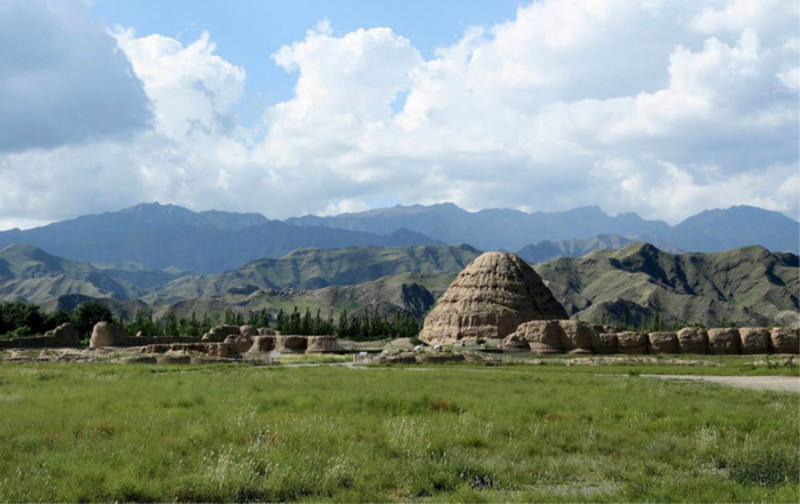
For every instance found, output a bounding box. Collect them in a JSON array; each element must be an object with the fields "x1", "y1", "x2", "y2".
[
  {"x1": 386, "y1": 337, "x2": 415, "y2": 350},
  {"x1": 118, "y1": 356, "x2": 158, "y2": 364},
  {"x1": 156, "y1": 352, "x2": 191, "y2": 364}
]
